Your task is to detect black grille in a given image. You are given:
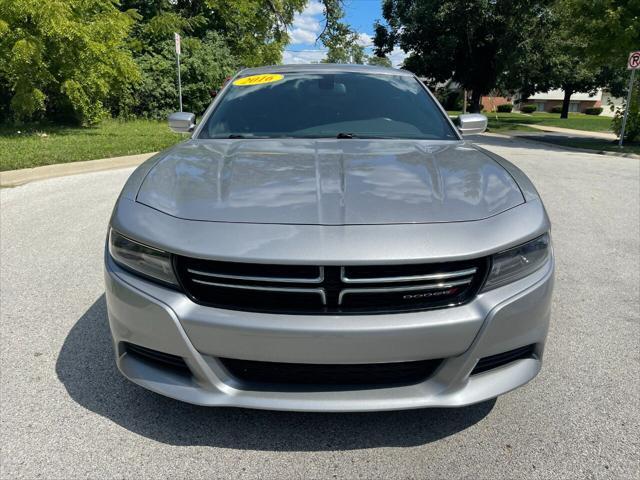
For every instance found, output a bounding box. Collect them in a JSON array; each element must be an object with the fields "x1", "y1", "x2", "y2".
[
  {"x1": 124, "y1": 342, "x2": 191, "y2": 373},
  {"x1": 174, "y1": 256, "x2": 489, "y2": 315},
  {"x1": 471, "y1": 345, "x2": 536, "y2": 375},
  {"x1": 219, "y1": 357, "x2": 443, "y2": 391}
]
